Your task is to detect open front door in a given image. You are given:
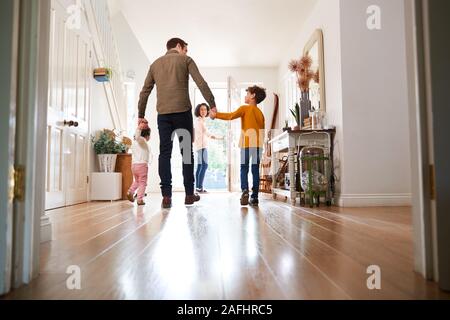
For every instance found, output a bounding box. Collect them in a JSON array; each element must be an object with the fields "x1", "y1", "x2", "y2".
[
  {"x1": 227, "y1": 76, "x2": 241, "y2": 192},
  {"x1": 0, "y1": 0, "x2": 19, "y2": 296},
  {"x1": 46, "y1": 0, "x2": 91, "y2": 210}
]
